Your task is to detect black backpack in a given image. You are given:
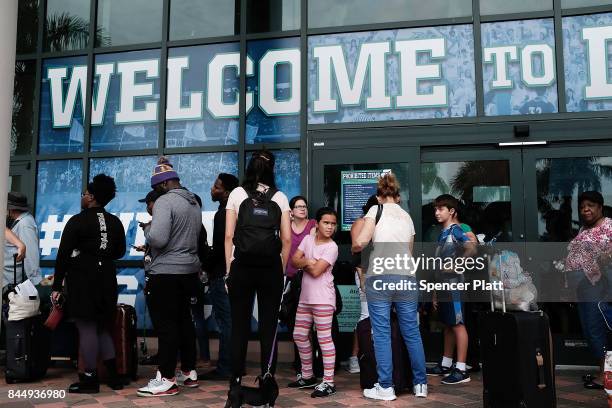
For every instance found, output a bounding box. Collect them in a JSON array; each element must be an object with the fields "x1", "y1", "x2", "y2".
[{"x1": 233, "y1": 187, "x2": 282, "y2": 264}]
